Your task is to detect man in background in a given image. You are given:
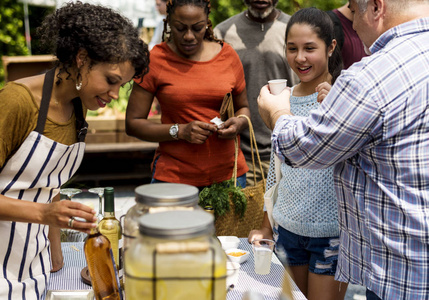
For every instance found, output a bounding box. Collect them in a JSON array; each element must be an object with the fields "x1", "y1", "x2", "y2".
[
  {"x1": 149, "y1": 0, "x2": 167, "y2": 50},
  {"x1": 214, "y1": 0, "x2": 298, "y2": 186}
]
